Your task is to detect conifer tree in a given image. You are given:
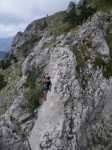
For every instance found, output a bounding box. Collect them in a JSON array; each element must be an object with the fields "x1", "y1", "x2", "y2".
[{"x1": 87, "y1": 0, "x2": 112, "y2": 10}]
